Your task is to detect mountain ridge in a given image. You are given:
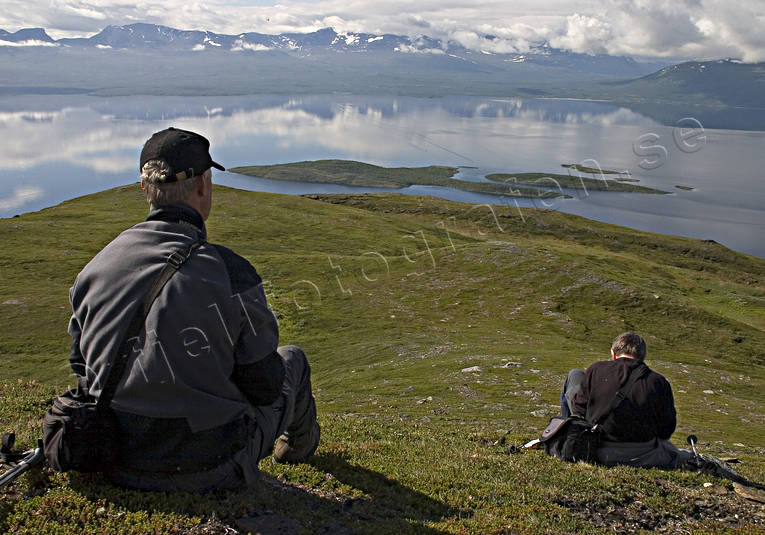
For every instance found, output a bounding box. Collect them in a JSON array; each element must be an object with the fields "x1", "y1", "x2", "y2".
[
  {"x1": 2, "y1": 23, "x2": 764, "y2": 128},
  {"x1": 606, "y1": 58, "x2": 765, "y2": 109},
  {"x1": 0, "y1": 22, "x2": 667, "y2": 76}
]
